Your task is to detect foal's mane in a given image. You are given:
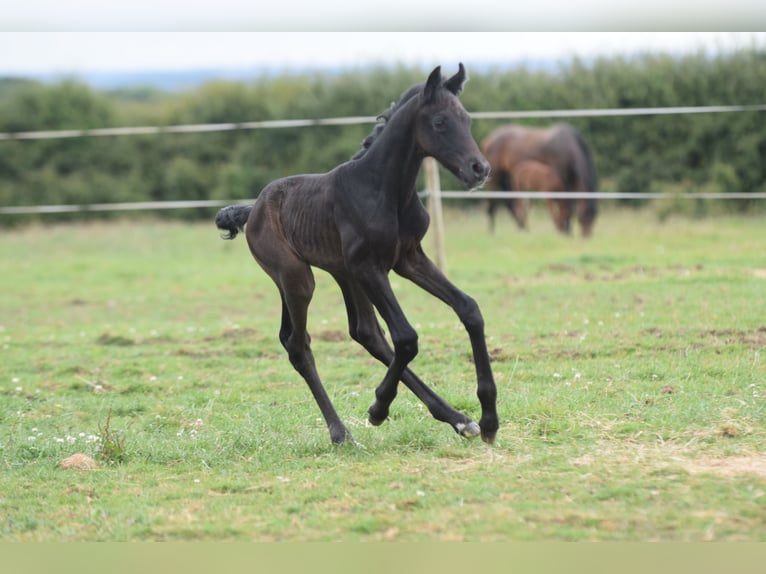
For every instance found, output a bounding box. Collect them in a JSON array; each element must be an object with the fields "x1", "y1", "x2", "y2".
[{"x1": 351, "y1": 83, "x2": 423, "y2": 160}]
